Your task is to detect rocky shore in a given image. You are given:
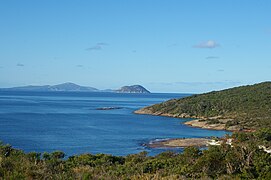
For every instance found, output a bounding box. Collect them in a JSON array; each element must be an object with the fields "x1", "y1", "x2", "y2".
[
  {"x1": 147, "y1": 138, "x2": 210, "y2": 148},
  {"x1": 96, "y1": 107, "x2": 122, "y2": 110},
  {"x1": 134, "y1": 109, "x2": 242, "y2": 131},
  {"x1": 184, "y1": 119, "x2": 225, "y2": 130}
]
